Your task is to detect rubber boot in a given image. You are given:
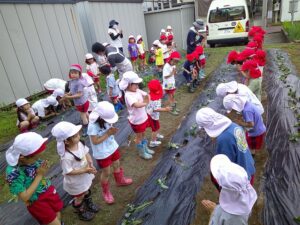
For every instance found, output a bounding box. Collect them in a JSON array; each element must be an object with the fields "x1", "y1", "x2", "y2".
[
  {"x1": 142, "y1": 139, "x2": 155, "y2": 154},
  {"x1": 188, "y1": 83, "x2": 195, "y2": 93},
  {"x1": 101, "y1": 182, "x2": 114, "y2": 204},
  {"x1": 136, "y1": 143, "x2": 152, "y2": 160},
  {"x1": 113, "y1": 168, "x2": 133, "y2": 186},
  {"x1": 72, "y1": 201, "x2": 95, "y2": 221},
  {"x1": 83, "y1": 190, "x2": 100, "y2": 213},
  {"x1": 169, "y1": 104, "x2": 179, "y2": 116},
  {"x1": 173, "y1": 103, "x2": 180, "y2": 113}
]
